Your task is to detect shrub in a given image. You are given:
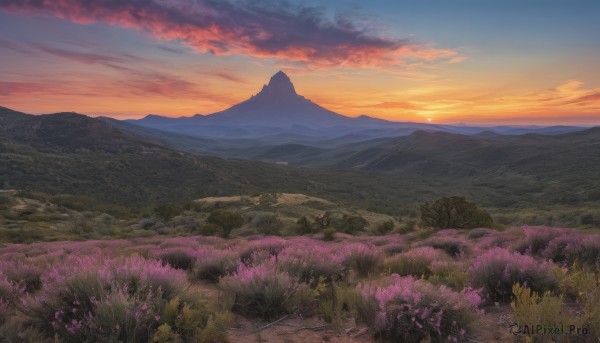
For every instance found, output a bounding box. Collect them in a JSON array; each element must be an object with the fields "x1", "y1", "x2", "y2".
[
  {"x1": 206, "y1": 210, "x2": 244, "y2": 238},
  {"x1": 249, "y1": 214, "x2": 281, "y2": 235},
  {"x1": 295, "y1": 216, "x2": 314, "y2": 235},
  {"x1": 428, "y1": 262, "x2": 469, "y2": 291},
  {"x1": 334, "y1": 214, "x2": 368, "y2": 234},
  {"x1": 514, "y1": 226, "x2": 566, "y2": 255},
  {"x1": 469, "y1": 248, "x2": 560, "y2": 302},
  {"x1": 516, "y1": 227, "x2": 600, "y2": 269},
  {"x1": 542, "y1": 234, "x2": 600, "y2": 269},
  {"x1": 323, "y1": 227, "x2": 336, "y2": 241},
  {"x1": 277, "y1": 245, "x2": 345, "y2": 285},
  {"x1": 374, "y1": 220, "x2": 394, "y2": 235},
  {"x1": 420, "y1": 197, "x2": 493, "y2": 229},
  {"x1": 358, "y1": 275, "x2": 481, "y2": 343},
  {"x1": 385, "y1": 247, "x2": 448, "y2": 277},
  {"x1": 153, "y1": 202, "x2": 183, "y2": 221},
  {"x1": 397, "y1": 219, "x2": 417, "y2": 234},
  {"x1": 417, "y1": 237, "x2": 470, "y2": 257},
  {"x1": 467, "y1": 228, "x2": 495, "y2": 239},
  {"x1": 562, "y1": 265, "x2": 600, "y2": 342},
  {"x1": 157, "y1": 248, "x2": 195, "y2": 270},
  {"x1": 238, "y1": 236, "x2": 287, "y2": 263},
  {"x1": 198, "y1": 223, "x2": 220, "y2": 236},
  {"x1": 314, "y1": 212, "x2": 331, "y2": 230},
  {"x1": 511, "y1": 283, "x2": 575, "y2": 343},
  {"x1": 0, "y1": 260, "x2": 43, "y2": 292},
  {"x1": 192, "y1": 249, "x2": 239, "y2": 283},
  {"x1": 343, "y1": 244, "x2": 383, "y2": 277},
  {"x1": 20, "y1": 256, "x2": 189, "y2": 342},
  {"x1": 156, "y1": 296, "x2": 230, "y2": 343},
  {"x1": 220, "y1": 259, "x2": 299, "y2": 319}
]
